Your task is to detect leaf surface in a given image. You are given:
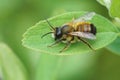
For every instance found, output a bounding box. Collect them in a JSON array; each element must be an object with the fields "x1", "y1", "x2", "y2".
[
  {"x1": 97, "y1": 0, "x2": 120, "y2": 18},
  {"x1": 0, "y1": 43, "x2": 28, "y2": 80},
  {"x1": 22, "y1": 12, "x2": 118, "y2": 55}
]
